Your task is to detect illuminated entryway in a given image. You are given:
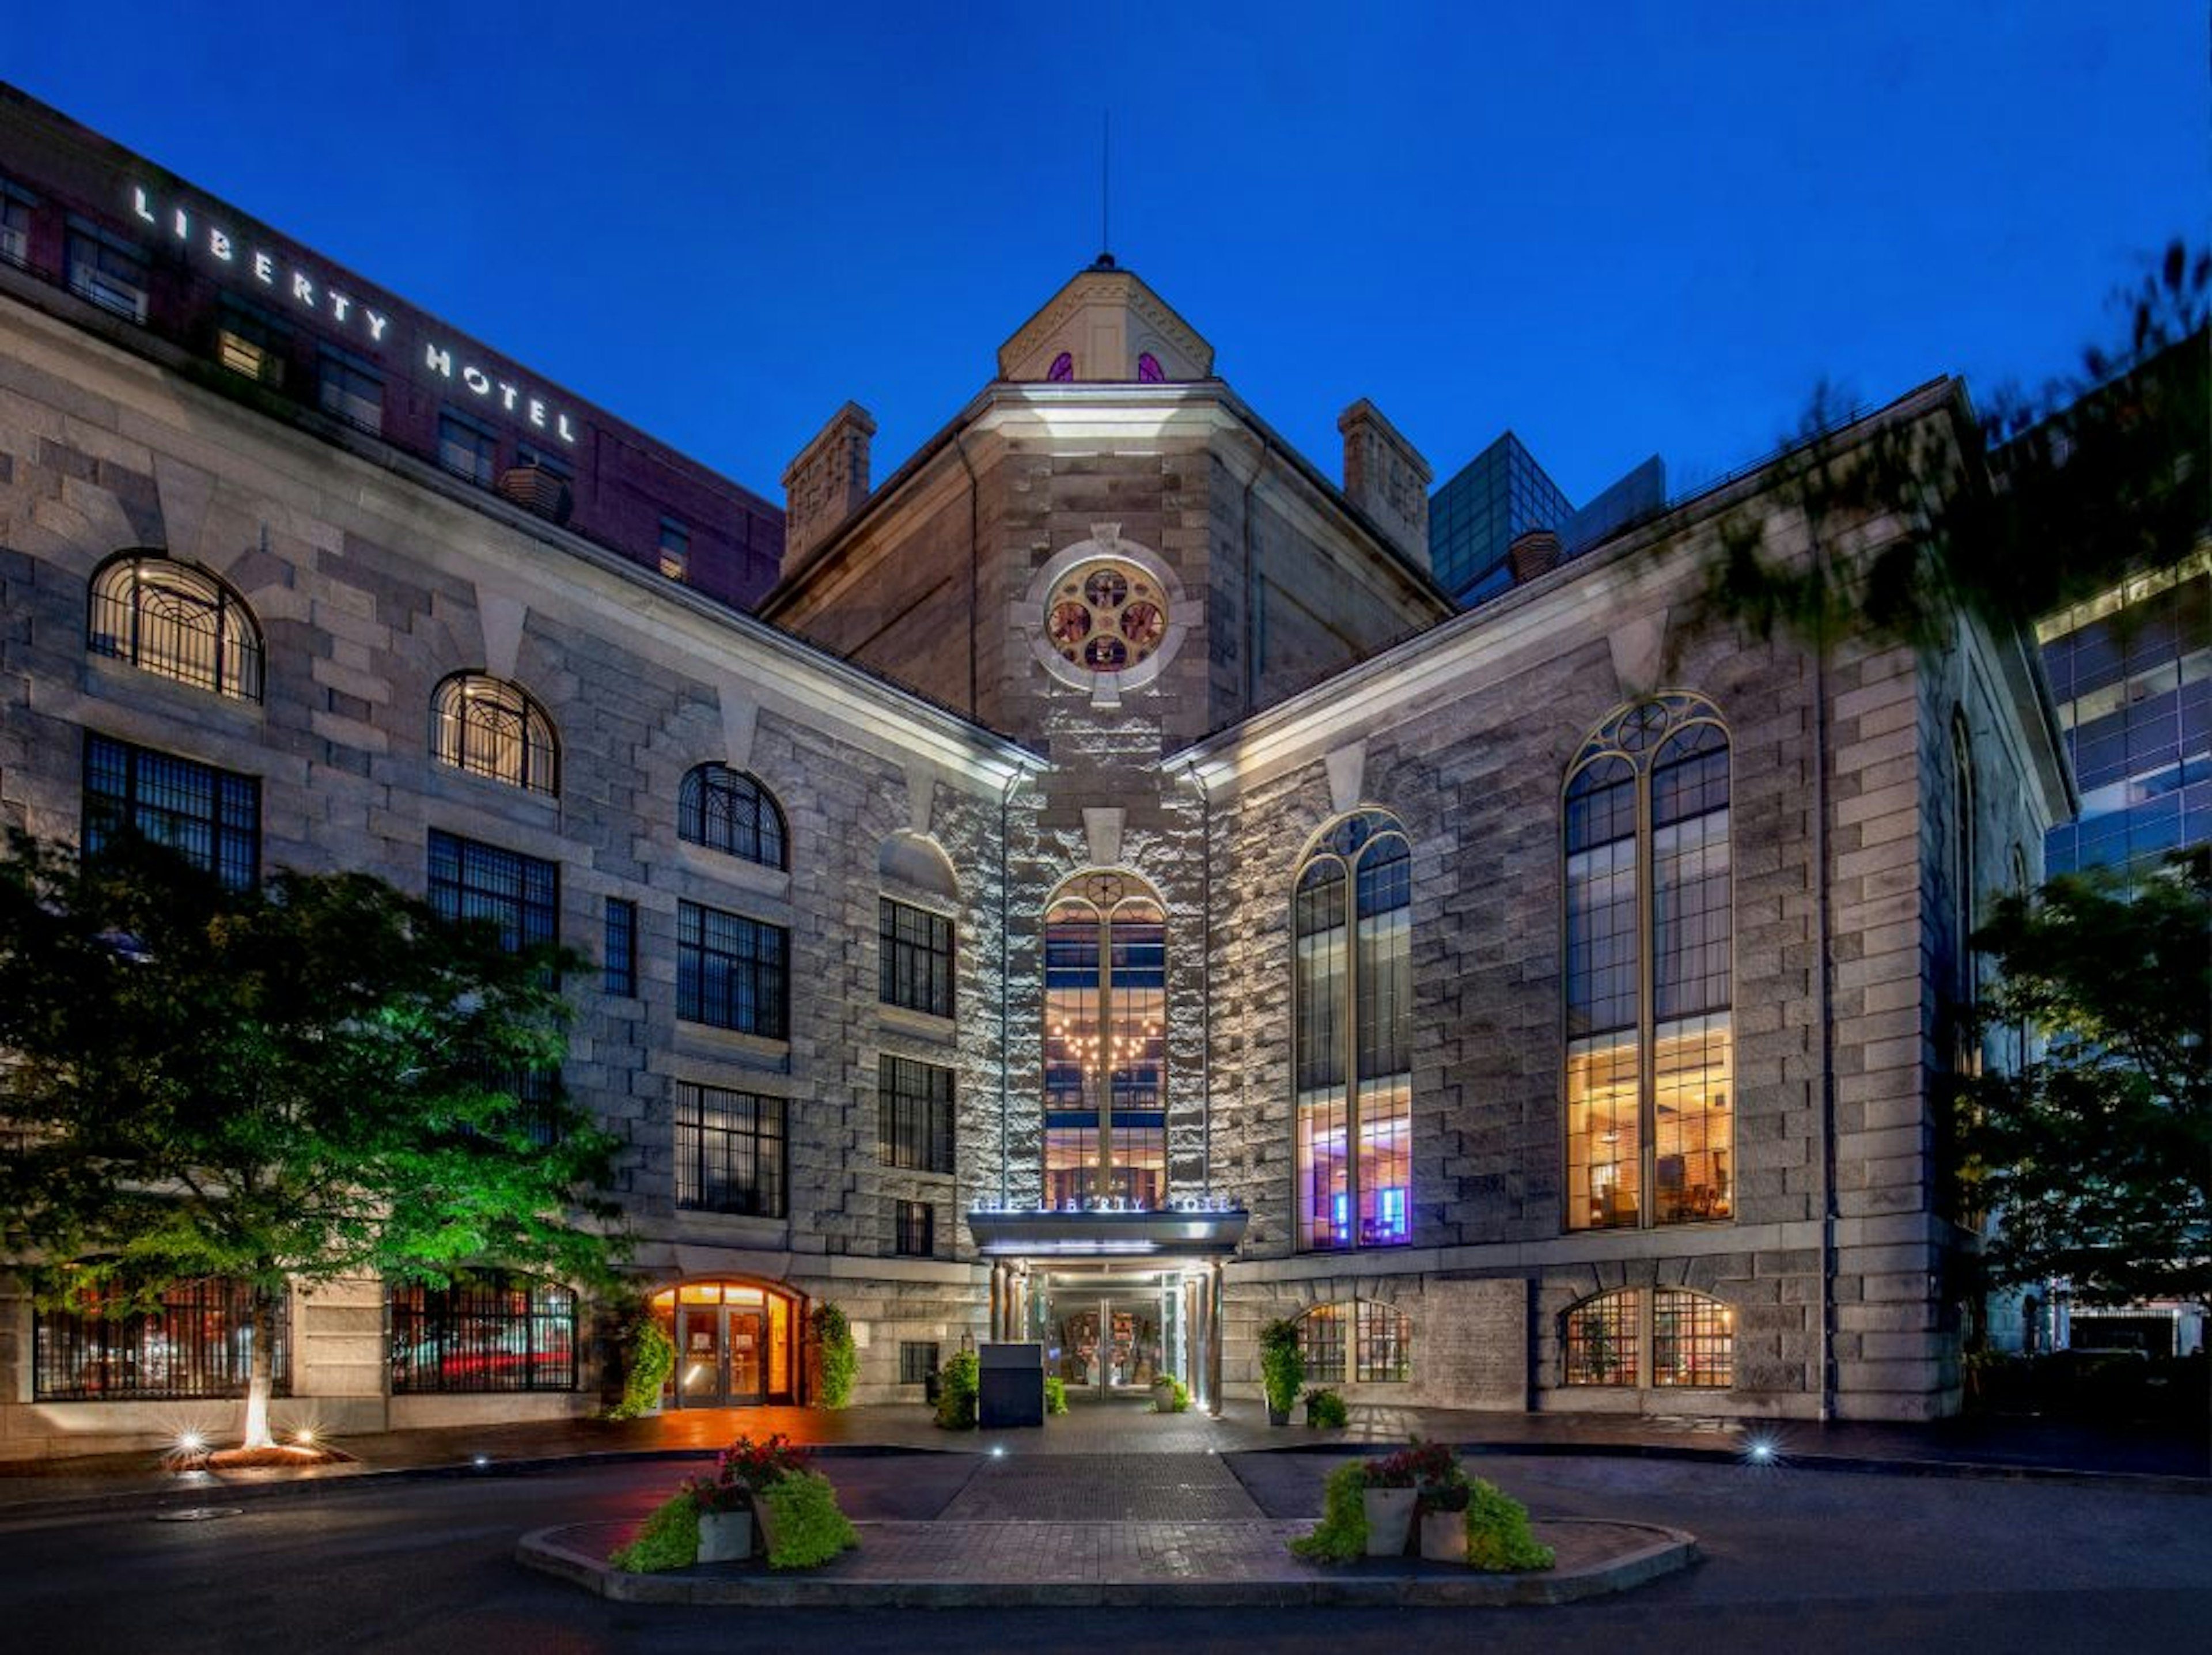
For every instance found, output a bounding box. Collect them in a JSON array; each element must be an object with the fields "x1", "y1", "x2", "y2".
[
  {"x1": 649, "y1": 1279, "x2": 800, "y2": 1407},
  {"x1": 968, "y1": 1203, "x2": 1248, "y2": 1411}
]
